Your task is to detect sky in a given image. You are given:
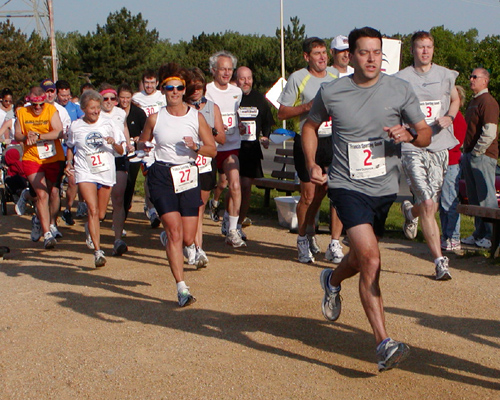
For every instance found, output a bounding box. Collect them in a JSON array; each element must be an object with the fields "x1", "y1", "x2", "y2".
[{"x1": 1, "y1": 0, "x2": 499, "y2": 43}]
